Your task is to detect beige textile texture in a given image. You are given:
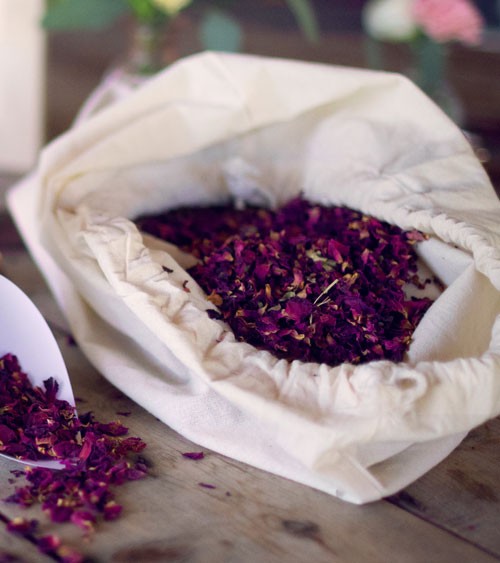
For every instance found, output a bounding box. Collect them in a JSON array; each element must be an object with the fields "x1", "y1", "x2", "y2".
[{"x1": 9, "y1": 52, "x2": 500, "y2": 503}]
